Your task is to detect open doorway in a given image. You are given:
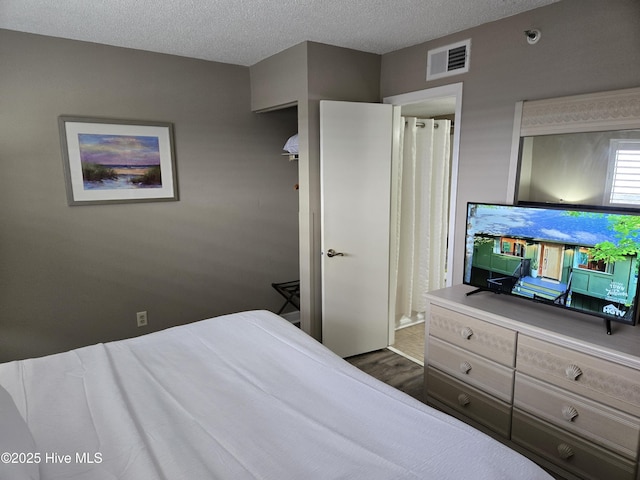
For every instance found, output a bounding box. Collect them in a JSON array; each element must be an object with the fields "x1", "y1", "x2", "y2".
[
  {"x1": 259, "y1": 105, "x2": 301, "y2": 326},
  {"x1": 383, "y1": 84, "x2": 462, "y2": 364}
]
